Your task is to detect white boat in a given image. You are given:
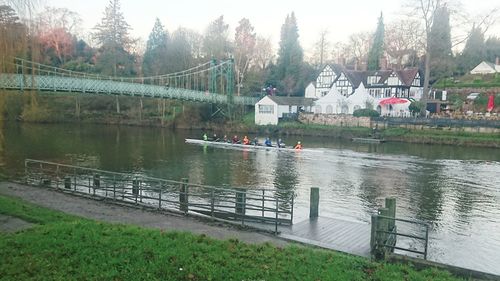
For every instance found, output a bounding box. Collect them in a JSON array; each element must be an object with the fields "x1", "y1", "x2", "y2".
[{"x1": 185, "y1": 138, "x2": 300, "y2": 152}]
